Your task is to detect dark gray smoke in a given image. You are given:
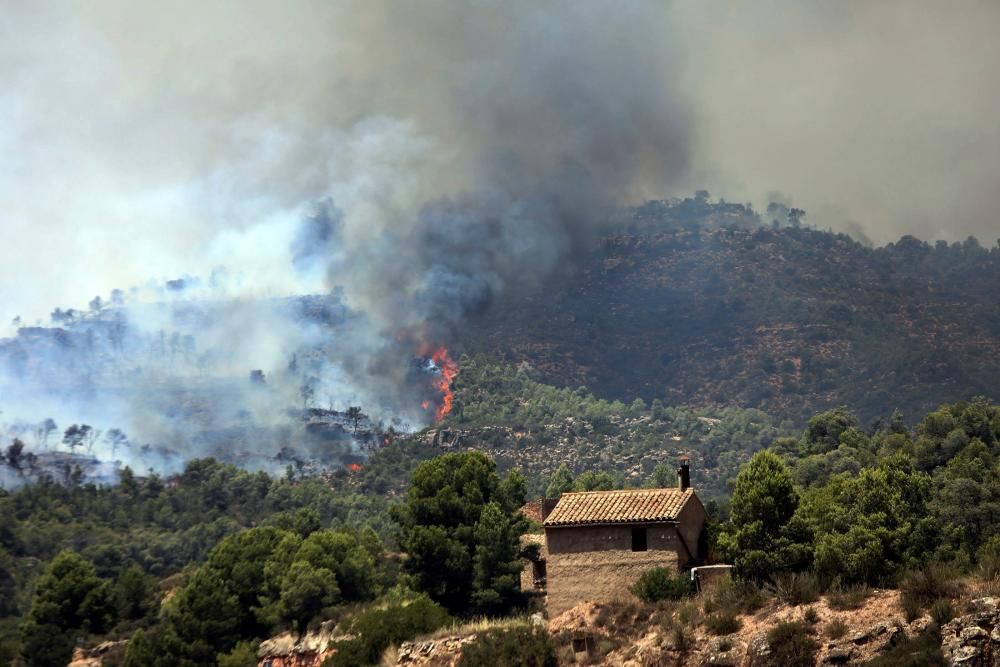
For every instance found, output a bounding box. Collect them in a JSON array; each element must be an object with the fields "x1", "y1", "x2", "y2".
[
  {"x1": 2, "y1": 2, "x2": 695, "y2": 477},
  {"x1": 314, "y1": 2, "x2": 691, "y2": 343},
  {"x1": 7, "y1": 1, "x2": 997, "y2": 478}
]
